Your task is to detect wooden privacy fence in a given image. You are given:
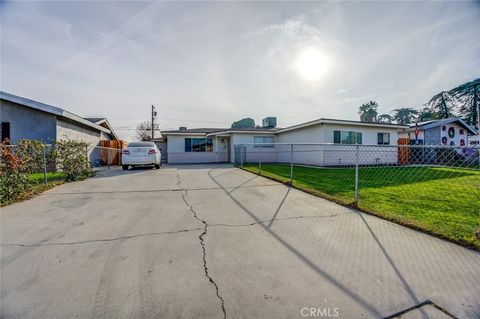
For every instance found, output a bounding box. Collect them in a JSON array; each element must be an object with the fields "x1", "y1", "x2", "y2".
[
  {"x1": 397, "y1": 138, "x2": 409, "y2": 165},
  {"x1": 99, "y1": 140, "x2": 126, "y2": 165}
]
